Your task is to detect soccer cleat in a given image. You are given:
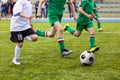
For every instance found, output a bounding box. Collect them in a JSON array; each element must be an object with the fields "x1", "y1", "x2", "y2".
[
  {"x1": 61, "y1": 49, "x2": 72, "y2": 57},
  {"x1": 90, "y1": 46, "x2": 99, "y2": 53},
  {"x1": 12, "y1": 58, "x2": 21, "y2": 65},
  {"x1": 97, "y1": 28, "x2": 103, "y2": 32},
  {"x1": 63, "y1": 24, "x2": 69, "y2": 31}
]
